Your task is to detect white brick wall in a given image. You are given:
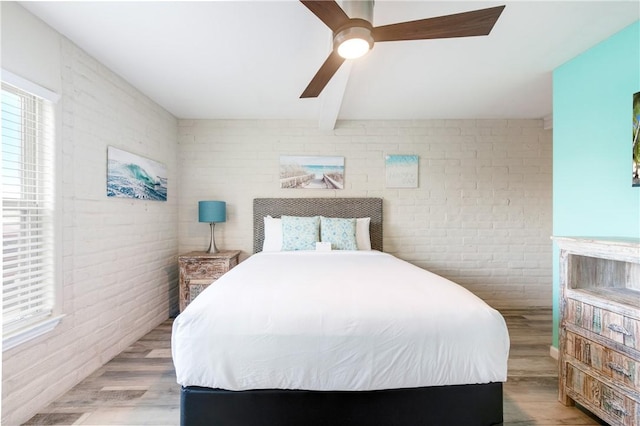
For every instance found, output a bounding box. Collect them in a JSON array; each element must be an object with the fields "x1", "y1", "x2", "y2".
[
  {"x1": 1, "y1": 37, "x2": 179, "y2": 425},
  {"x1": 178, "y1": 119, "x2": 552, "y2": 309}
]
